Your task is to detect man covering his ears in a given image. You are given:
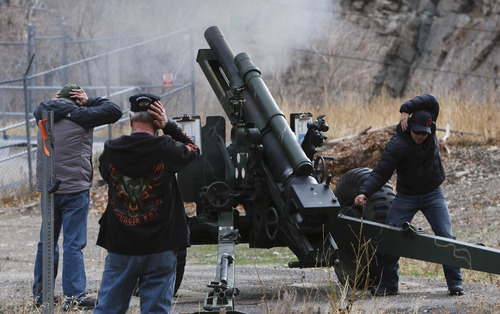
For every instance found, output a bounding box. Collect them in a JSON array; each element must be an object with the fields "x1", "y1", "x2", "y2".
[
  {"x1": 94, "y1": 93, "x2": 199, "y2": 313},
  {"x1": 32, "y1": 84, "x2": 122, "y2": 310}
]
